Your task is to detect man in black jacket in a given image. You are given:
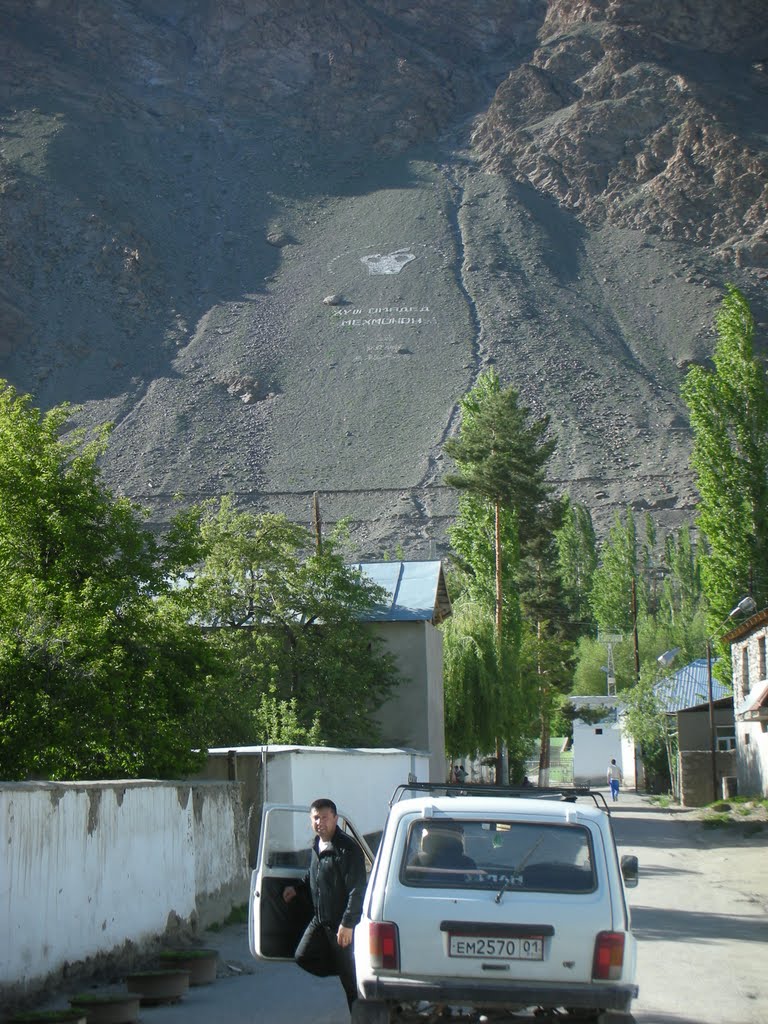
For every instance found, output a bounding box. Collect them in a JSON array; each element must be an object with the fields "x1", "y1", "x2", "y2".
[{"x1": 283, "y1": 797, "x2": 367, "y2": 1010}]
